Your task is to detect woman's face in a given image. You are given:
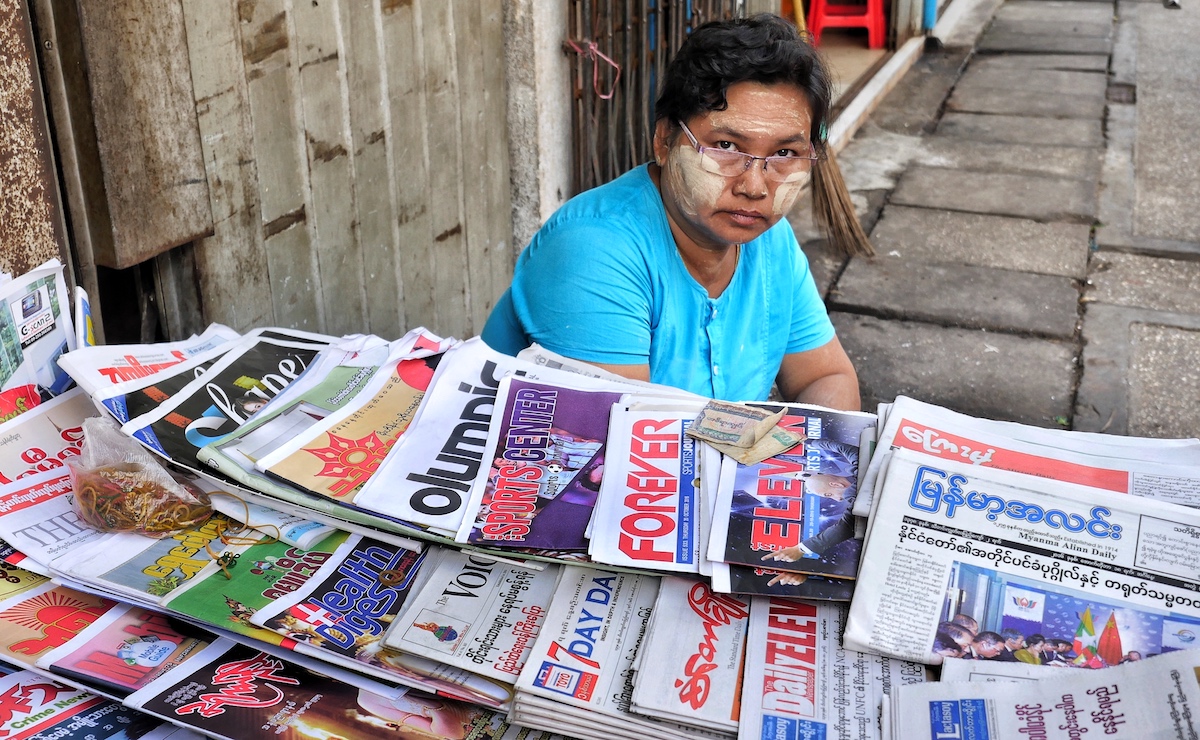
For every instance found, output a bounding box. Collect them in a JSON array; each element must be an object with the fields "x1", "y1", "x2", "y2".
[{"x1": 655, "y1": 81, "x2": 814, "y2": 252}]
